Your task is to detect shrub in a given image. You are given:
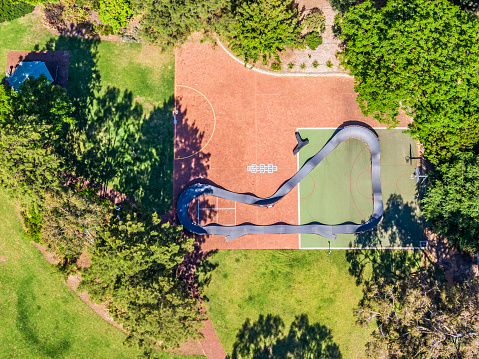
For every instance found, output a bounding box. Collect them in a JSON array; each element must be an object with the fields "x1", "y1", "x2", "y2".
[
  {"x1": 21, "y1": 206, "x2": 43, "y2": 243},
  {"x1": 304, "y1": 31, "x2": 322, "y2": 50},
  {"x1": 302, "y1": 11, "x2": 325, "y2": 33},
  {"x1": 271, "y1": 62, "x2": 281, "y2": 71},
  {"x1": 300, "y1": 62, "x2": 306, "y2": 69},
  {"x1": 98, "y1": 0, "x2": 133, "y2": 33},
  {"x1": 287, "y1": 62, "x2": 294, "y2": 69},
  {"x1": 326, "y1": 60, "x2": 333, "y2": 68},
  {"x1": 0, "y1": 0, "x2": 34, "y2": 23},
  {"x1": 329, "y1": 0, "x2": 358, "y2": 13},
  {"x1": 312, "y1": 60, "x2": 319, "y2": 68}
]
